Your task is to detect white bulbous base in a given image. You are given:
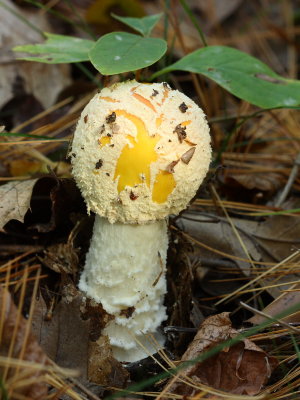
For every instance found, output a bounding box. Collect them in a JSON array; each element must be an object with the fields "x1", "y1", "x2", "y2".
[{"x1": 79, "y1": 215, "x2": 168, "y2": 362}]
